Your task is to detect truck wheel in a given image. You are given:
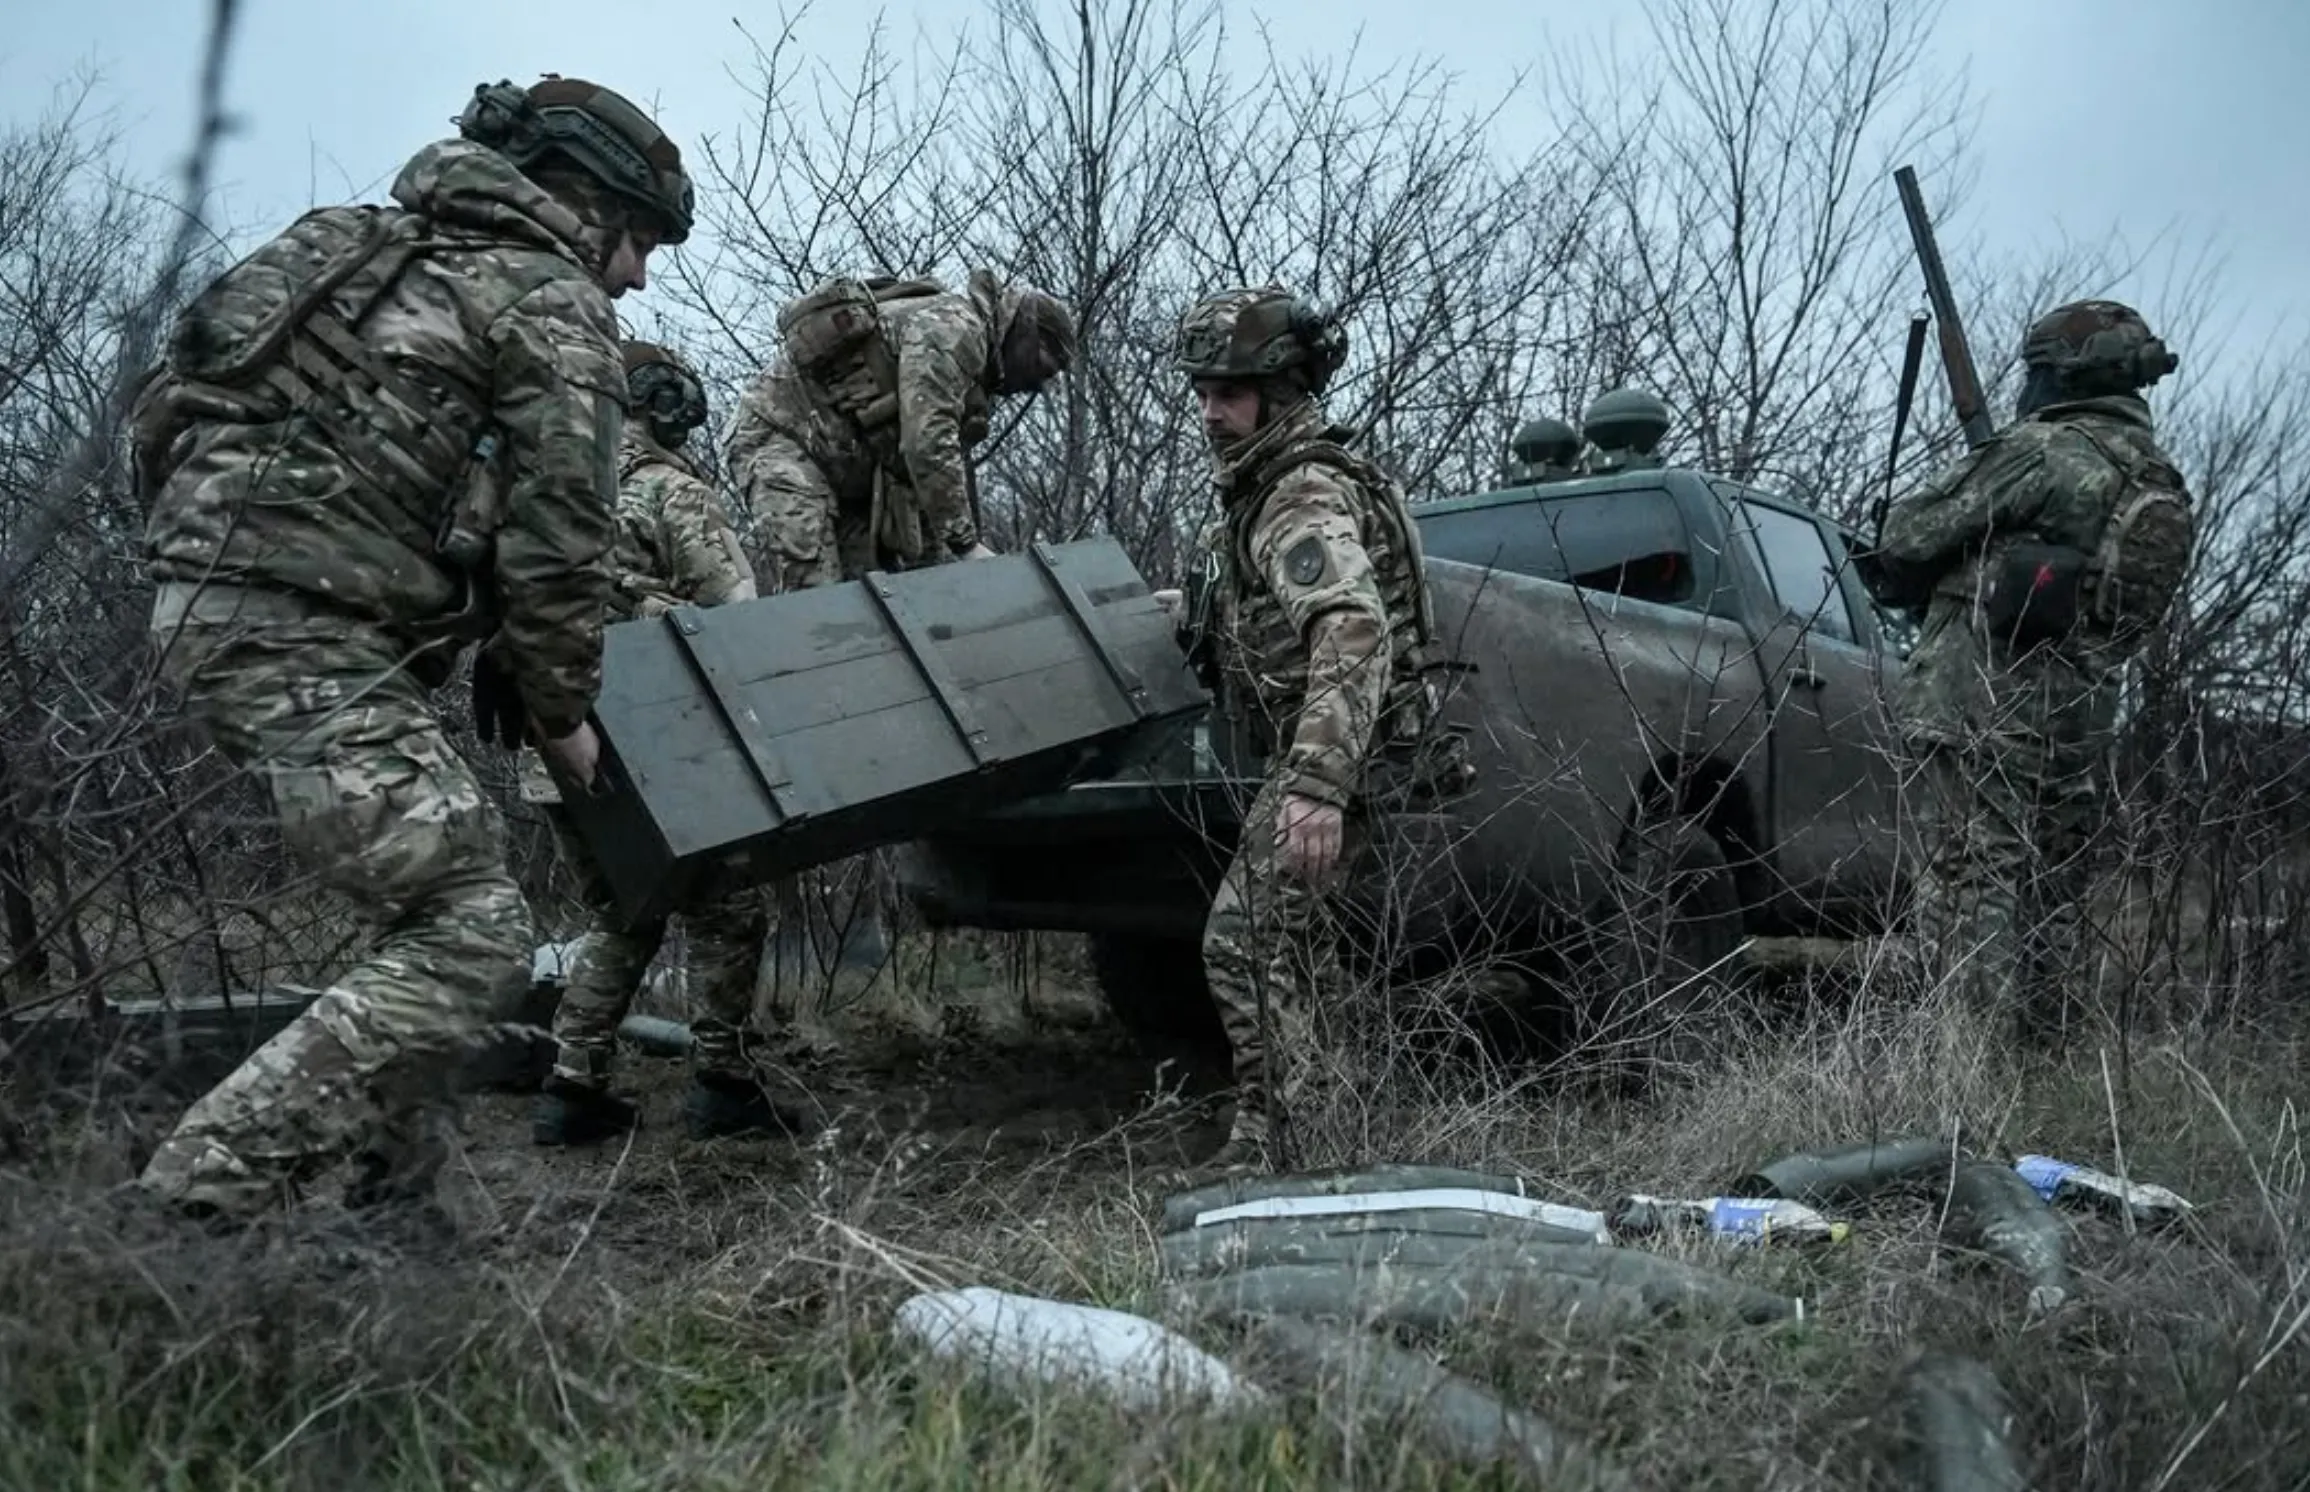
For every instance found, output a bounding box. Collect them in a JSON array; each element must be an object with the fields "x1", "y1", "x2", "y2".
[
  {"x1": 1570, "y1": 816, "x2": 1745, "y2": 1080},
  {"x1": 1088, "y1": 932, "x2": 1230, "y2": 1056}
]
